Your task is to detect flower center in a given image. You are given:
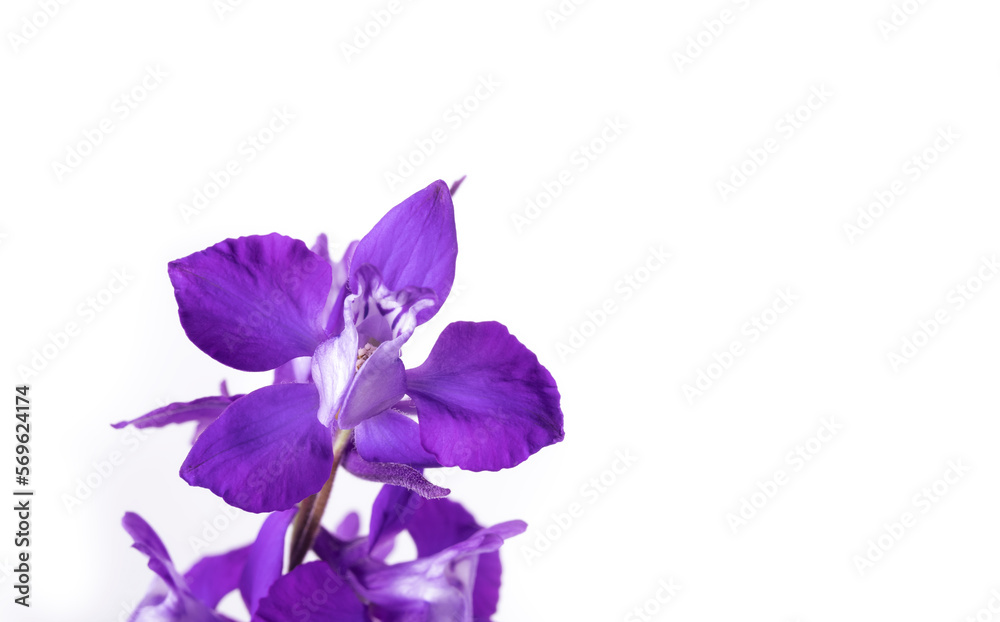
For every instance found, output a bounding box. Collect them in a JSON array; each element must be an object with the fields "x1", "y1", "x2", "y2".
[{"x1": 356, "y1": 341, "x2": 377, "y2": 371}]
